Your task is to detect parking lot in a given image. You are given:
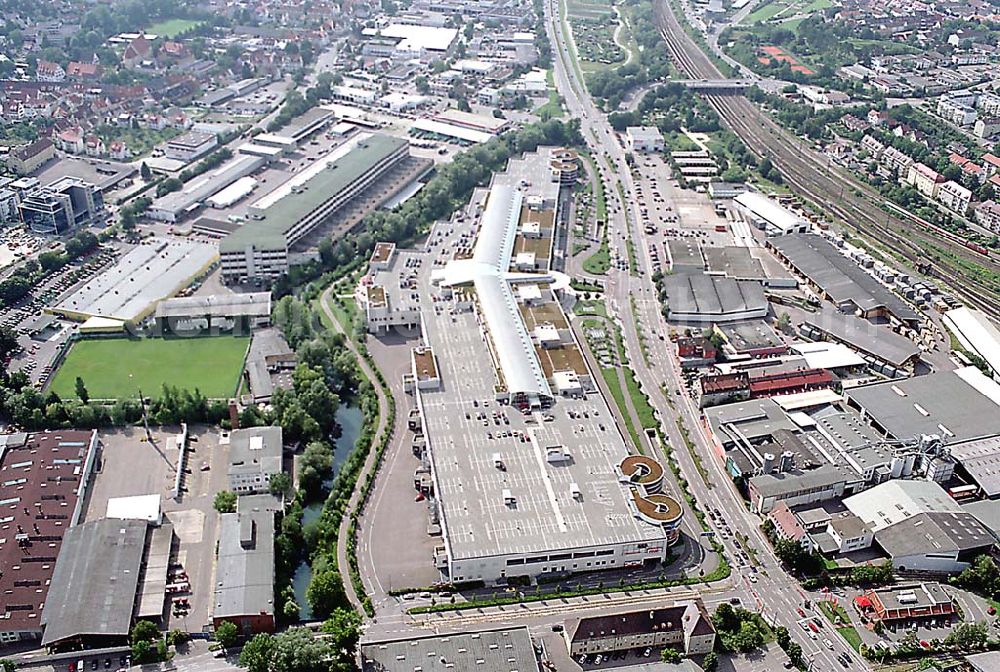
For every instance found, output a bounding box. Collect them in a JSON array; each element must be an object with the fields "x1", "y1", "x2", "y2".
[
  {"x1": 82, "y1": 425, "x2": 231, "y2": 632},
  {"x1": 5, "y1": 239, "x2": 128, "y2": 387},
  {"x1": 364, "y1": 330, "x2": 444, "y2": 598}
]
